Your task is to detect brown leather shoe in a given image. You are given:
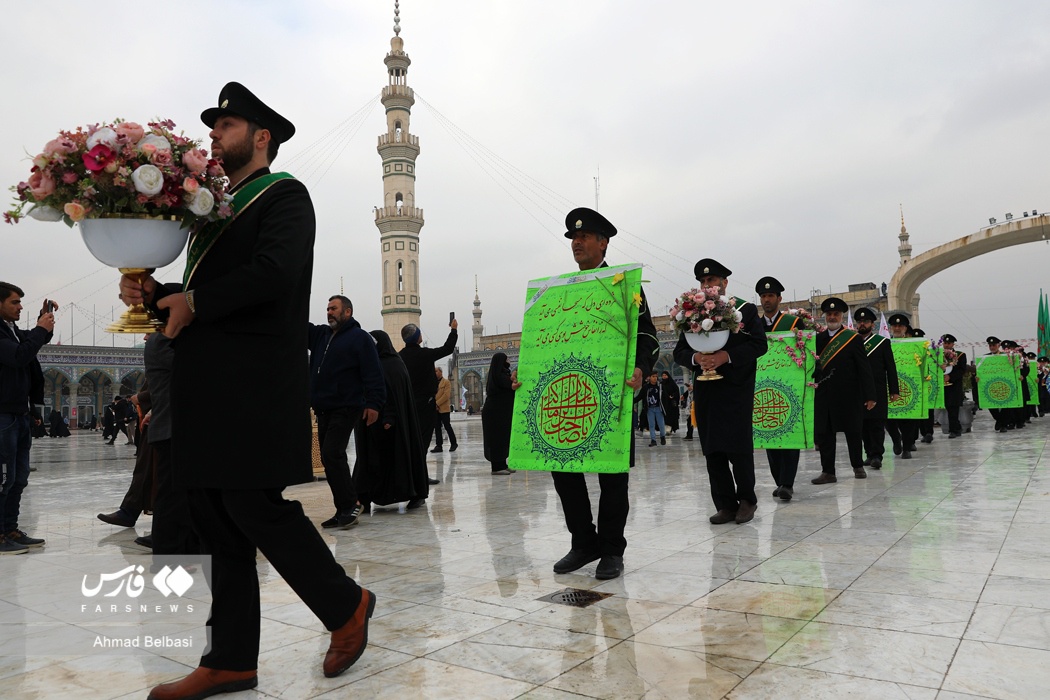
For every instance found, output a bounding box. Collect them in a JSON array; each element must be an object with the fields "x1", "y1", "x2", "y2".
[
  {"x1": 811, "y1": 472, "x2": 837, "y2": 484},
  {"x1": 735, "y1": 501, "x2": 757, "y2": 524},
  {"x1": 709, "y1": 509, "x2": 737, "y2": 524},
  {"x1": 147, "y1": 667, "x2": 257, "y2": 700},
  {"x1": 323, "y1": 588, "x2": 377, "y2": 678}
]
